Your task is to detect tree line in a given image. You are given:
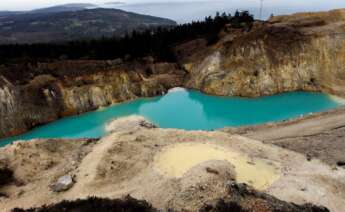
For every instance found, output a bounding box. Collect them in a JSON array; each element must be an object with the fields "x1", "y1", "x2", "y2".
[{"x1": 0, "y1": 11, "x2": 254, "y2": 64}]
